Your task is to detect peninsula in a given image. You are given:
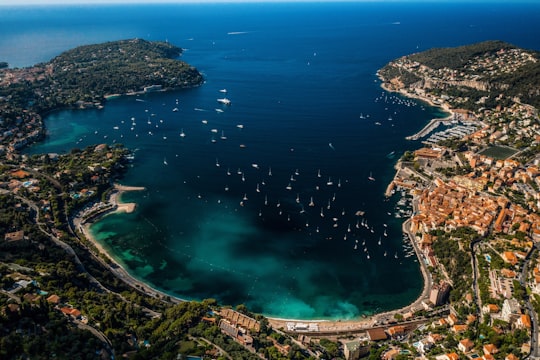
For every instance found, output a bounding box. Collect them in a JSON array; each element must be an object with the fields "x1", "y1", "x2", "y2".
[{"x1": 2, "y1": 39, "x2": 540, "y2": 360}]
